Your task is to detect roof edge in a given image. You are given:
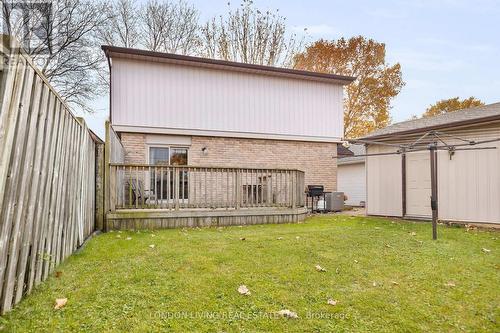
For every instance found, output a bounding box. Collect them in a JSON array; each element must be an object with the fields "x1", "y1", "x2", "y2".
[
  {"x1": 359, "y1": 114, "x2": 500, "y2": 141},
  {"x1": 101, "y1": 45, "x2": 356, "y2": 85}
]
